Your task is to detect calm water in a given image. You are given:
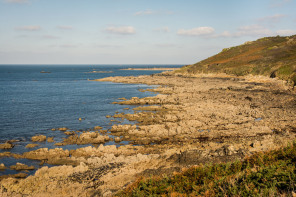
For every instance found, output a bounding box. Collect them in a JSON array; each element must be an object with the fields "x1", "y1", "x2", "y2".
[{"x1": 0, "y1": 64, "x2": 183, "y2": 175}]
